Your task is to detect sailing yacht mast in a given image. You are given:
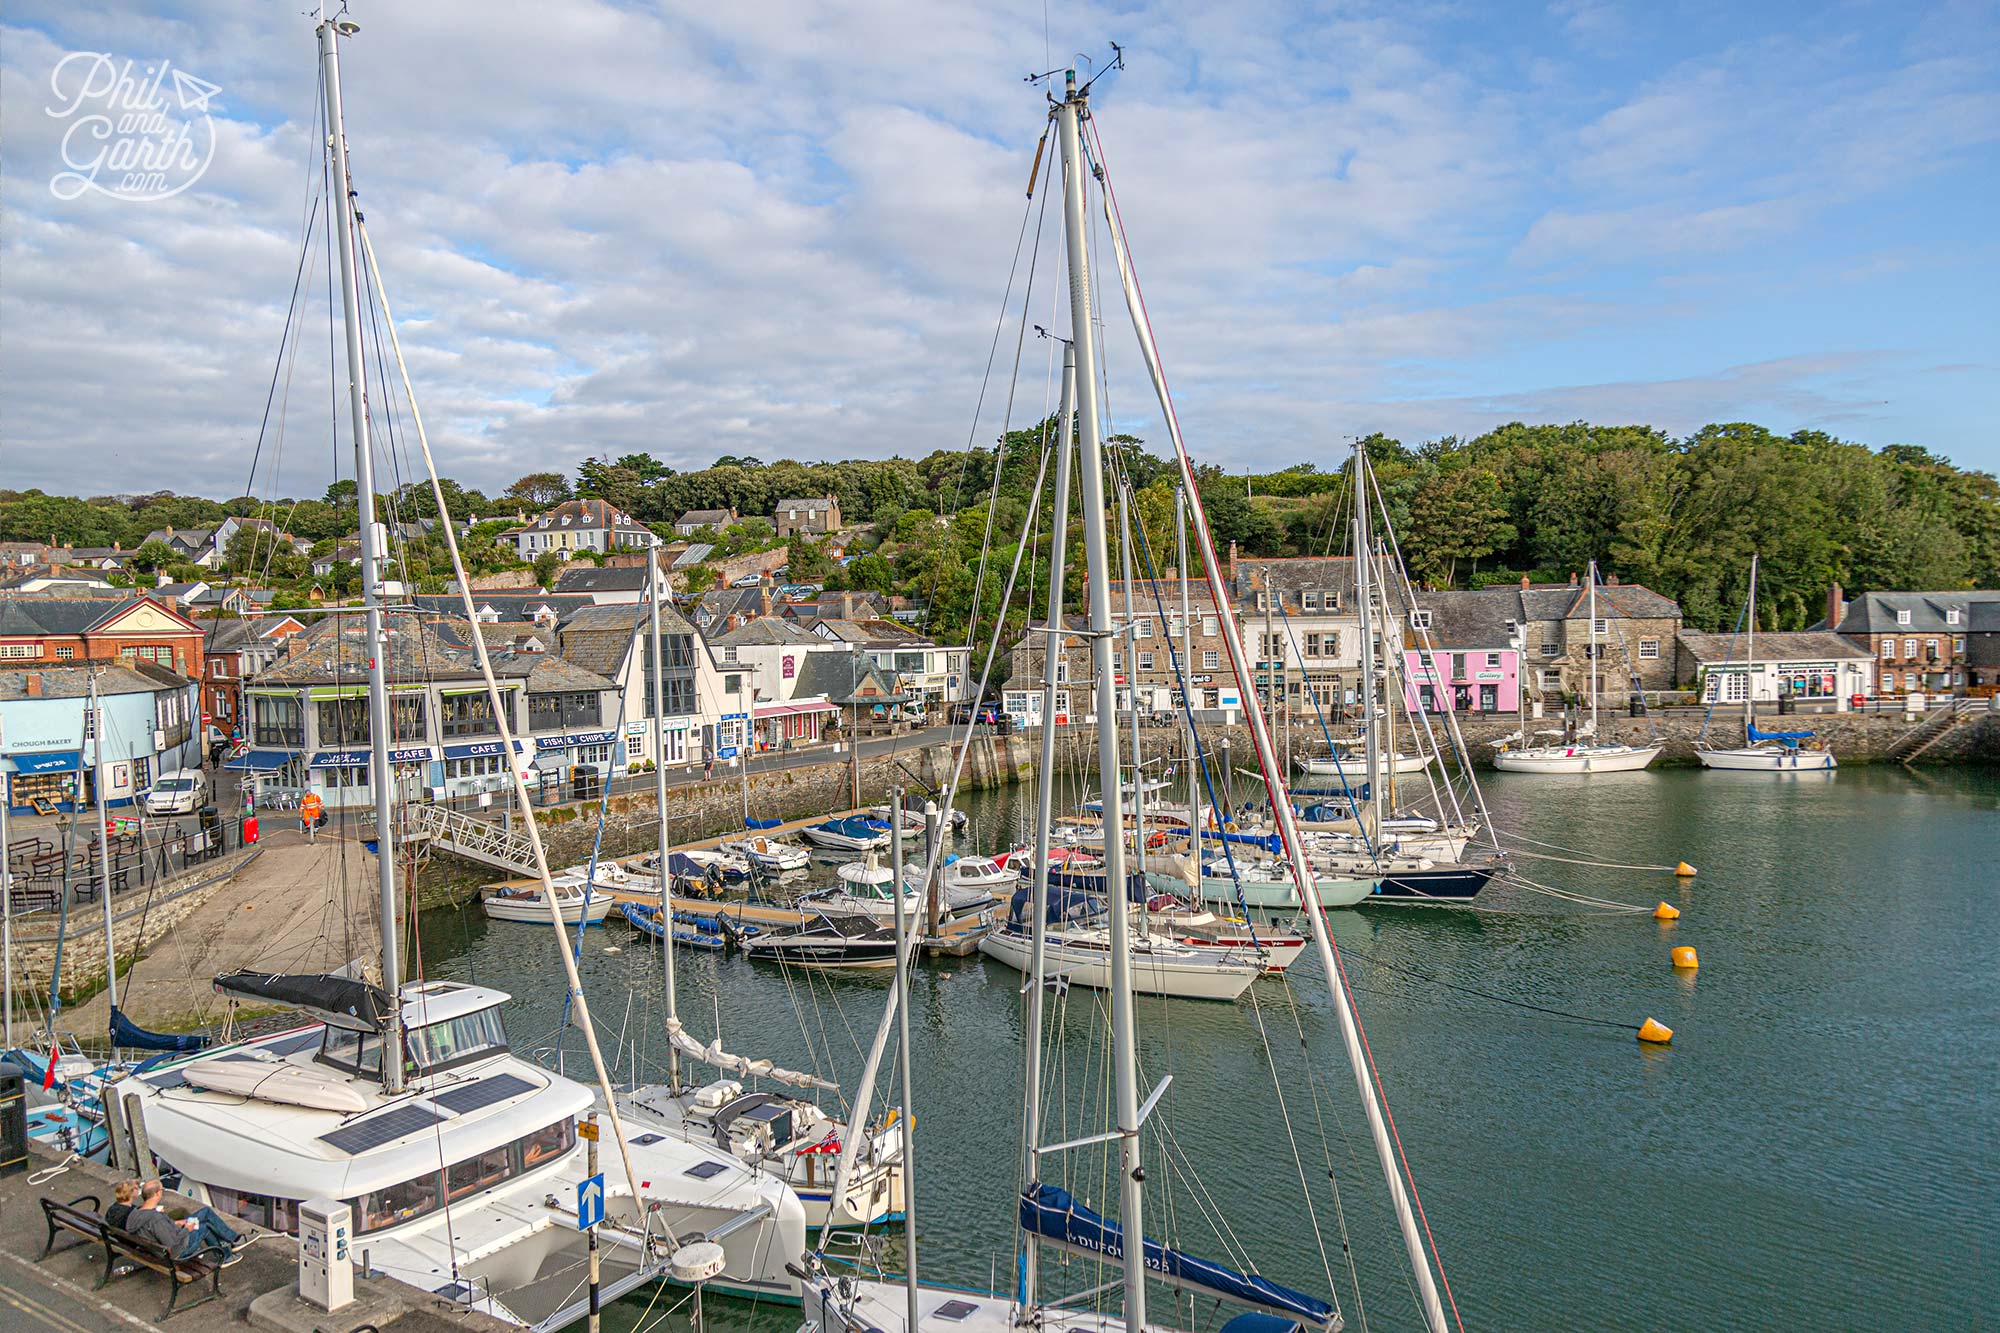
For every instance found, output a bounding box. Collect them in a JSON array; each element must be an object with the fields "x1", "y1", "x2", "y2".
[
  {"x1": 1587, "y1": 560, "x2": 1600, "y2": 738},
  {"x1": 1177, "y1": 487, "x2": 1199, "y2": 851},
  {"x1": 1117, "y1": 473, "x2": 1147, "y2": 915},
  {"x1": 1353, "y1": 449, "x2": 1380, "y2": 837},
  {"x1": 646, "y1": 558, "x2": 682, "y2": 1092},
  {"x1": 1055, "y1": 69, "x2": 1148, "y2": 1332},
  {"x1": 318, "y1": 14, "x2": 403, "y2": 1091},
  {"x1": 1020, "y1": 344, "x2": 1076, "y2": 1316},
  {"x1": 89, "y1": 672, "x2": 117, "y2": 1050},
  {"x1": 1745, "y1": 553, "x2": 1759, "y2": 737}
]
